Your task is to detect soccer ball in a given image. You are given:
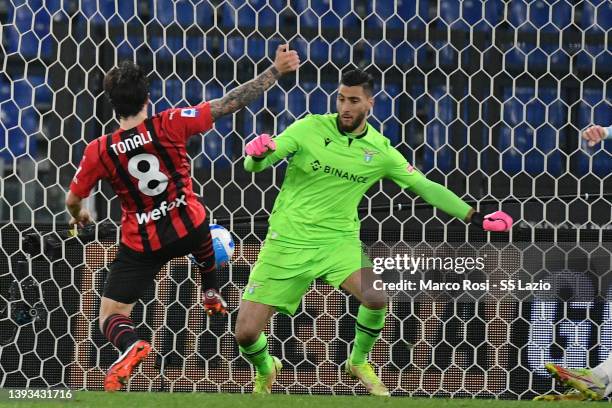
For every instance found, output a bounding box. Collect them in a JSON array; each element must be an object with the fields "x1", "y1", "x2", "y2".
[{"x1": 210, "y1": 224, "x2": 235, "y2": 268}]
